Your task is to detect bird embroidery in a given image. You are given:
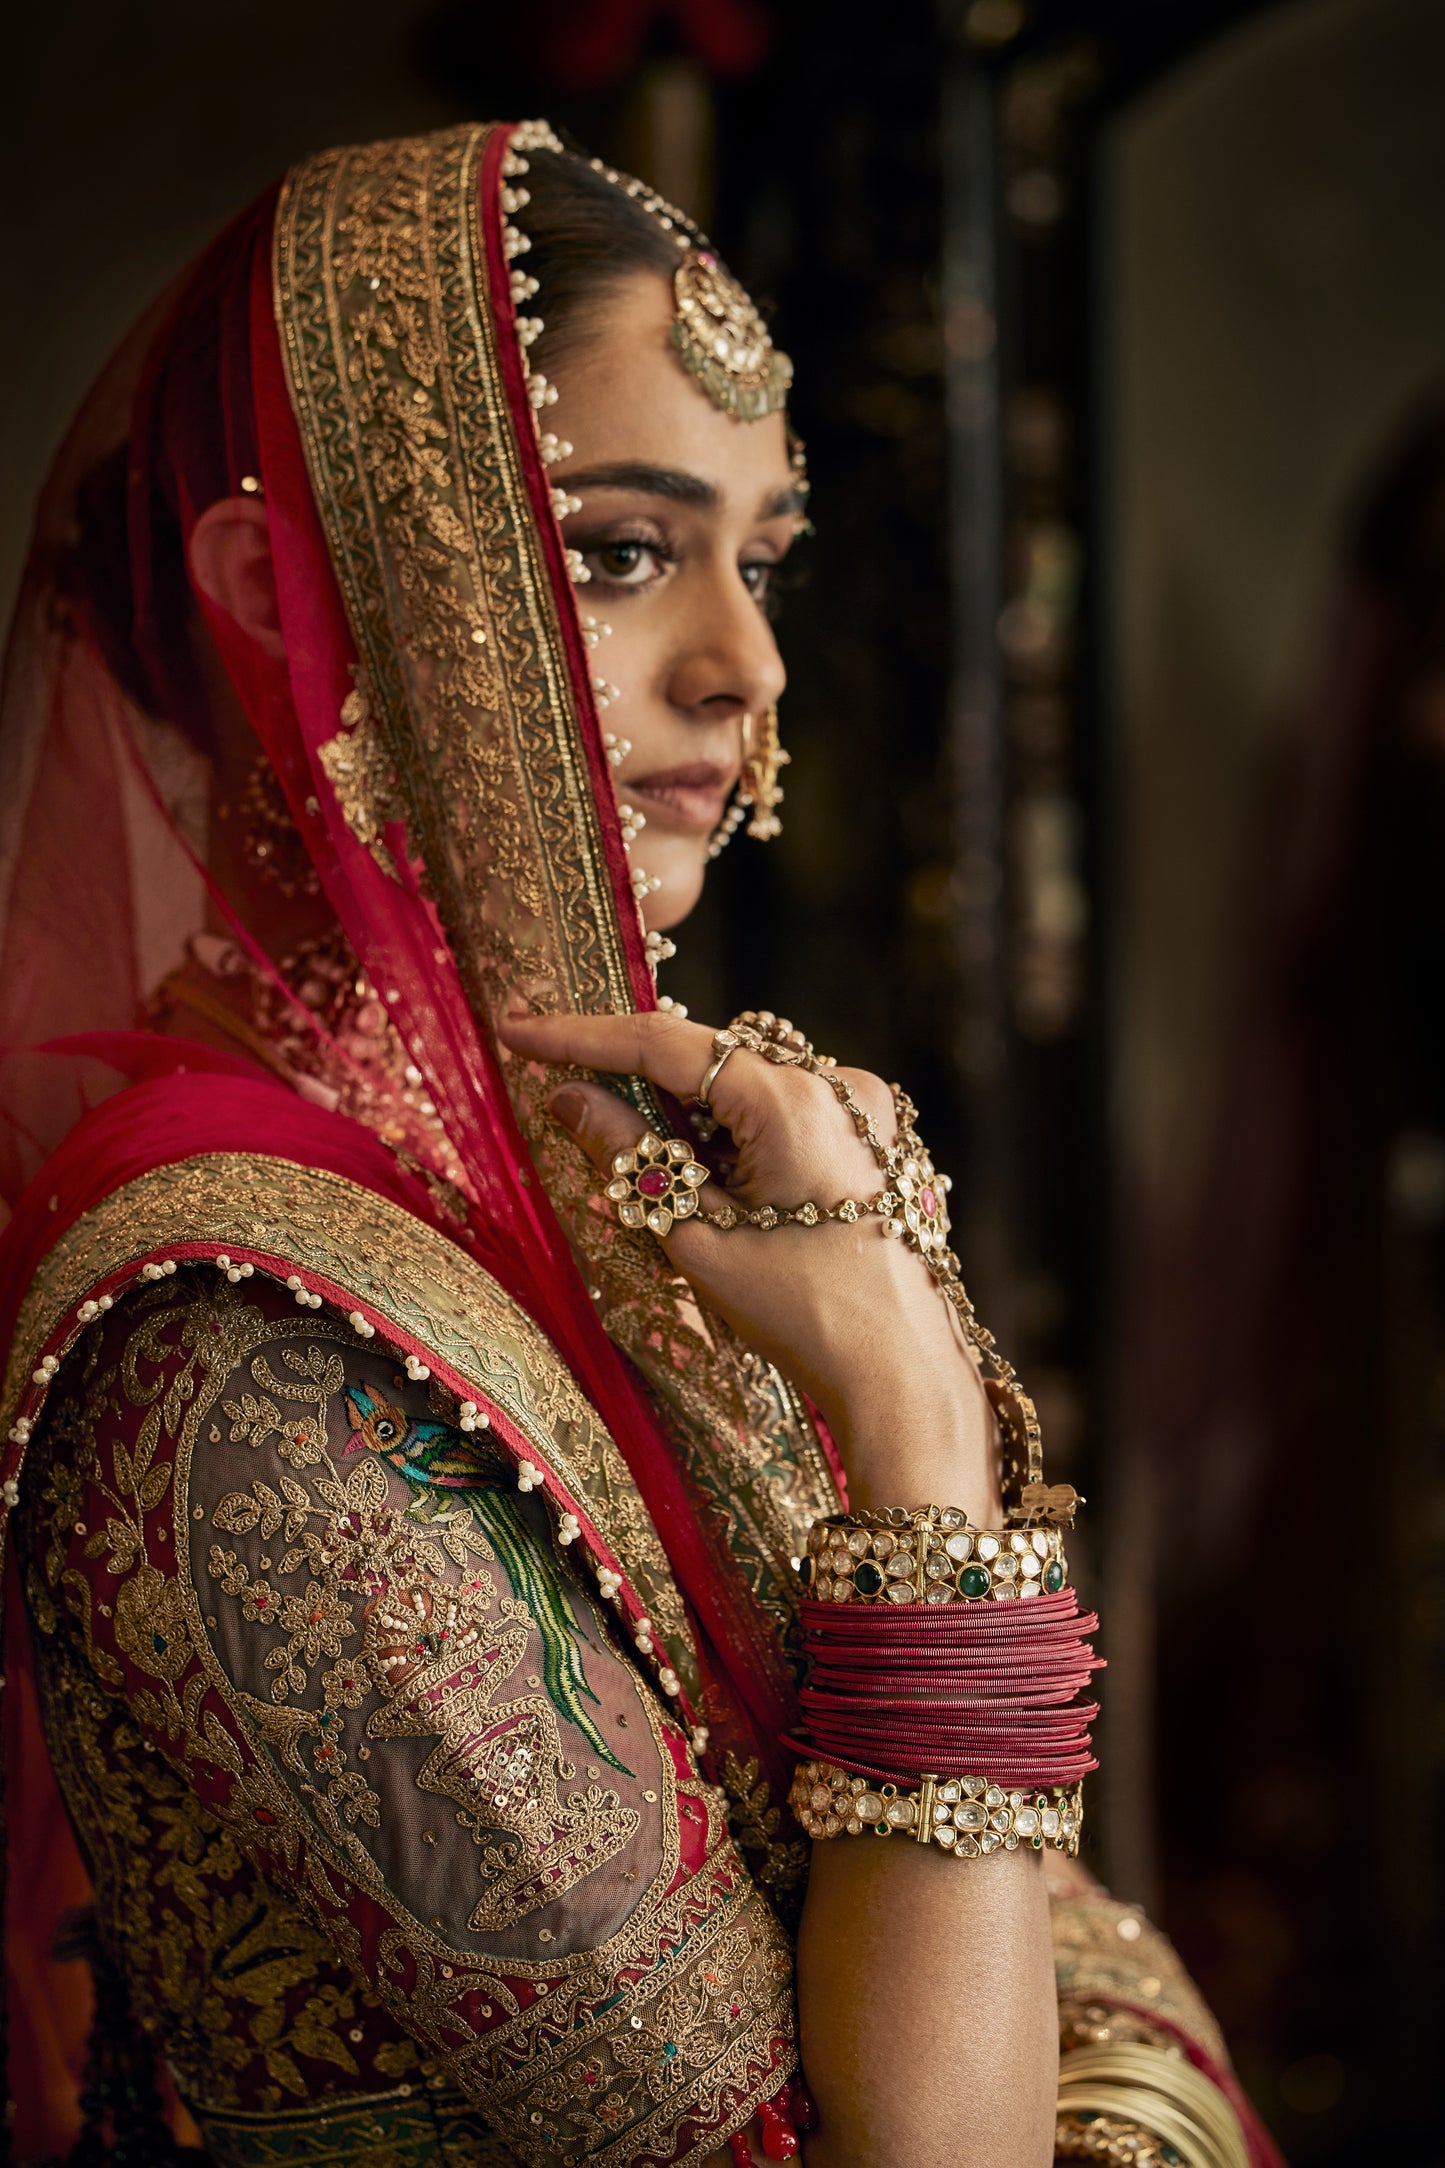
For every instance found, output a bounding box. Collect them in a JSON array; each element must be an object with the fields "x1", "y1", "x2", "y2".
[{"x1": 342, "y1": 1378, "x2": 626, "y2": 1771}]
